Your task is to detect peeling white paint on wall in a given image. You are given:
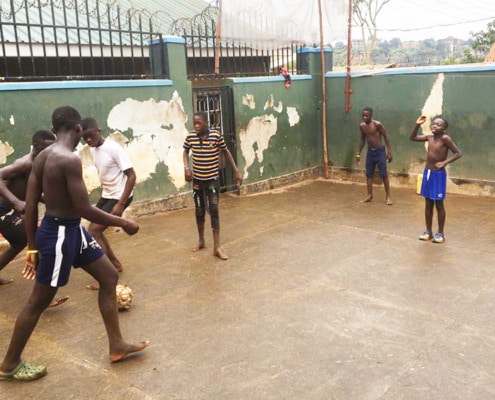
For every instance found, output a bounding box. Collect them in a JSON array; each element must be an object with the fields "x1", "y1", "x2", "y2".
[
  {"x1": 239, "y1": 114, "x2": 277, "y2": 179},
  {"x1": 0, "y1": 141, "x2": 14, "y2": 164},
  {"x1": 9, "y1": 115, "x2": 15, "y2": 125},
  {"x1": 80, "y1": 91, "x2": 189, "y2": 192},
  {"x1": 287, "y1": 107, "x2": 300, "y2": 127},
  {"x1": 264, "y1": 95, "x2": 274, "y2": 110},
  {"x1": 421, "y1": 73, "x2": 444, "y2": 135},
  {"x1": 242, "y1": 94, "x2": 256, "y2": 109},
  {"x1": 239, "y1": 94, "x2": 301, "y2": 179}
]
